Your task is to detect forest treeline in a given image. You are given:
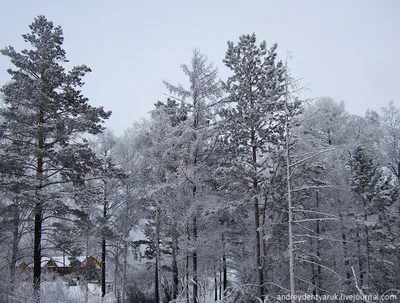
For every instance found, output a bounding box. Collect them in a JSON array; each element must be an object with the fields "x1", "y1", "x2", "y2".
[{"x1": 0, "y1": 16, "x2": 399, "y2": 303}]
